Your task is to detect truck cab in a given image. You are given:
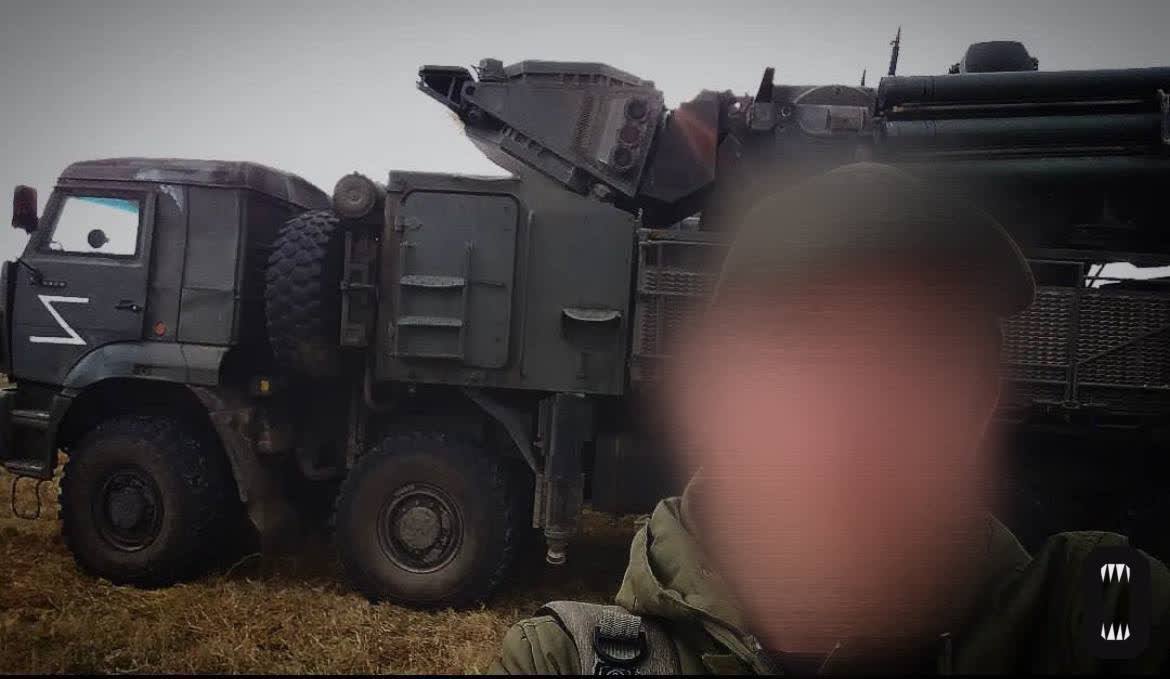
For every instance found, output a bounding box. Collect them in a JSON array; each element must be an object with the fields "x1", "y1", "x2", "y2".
[{"x1": 1, "y1": 158, "x2": 328, "y2": 585}]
